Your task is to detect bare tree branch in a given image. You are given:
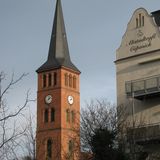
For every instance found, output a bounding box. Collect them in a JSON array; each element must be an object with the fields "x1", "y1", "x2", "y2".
[{"x1": 0, "y1": 71, "x2": 32, "y2": 160}]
